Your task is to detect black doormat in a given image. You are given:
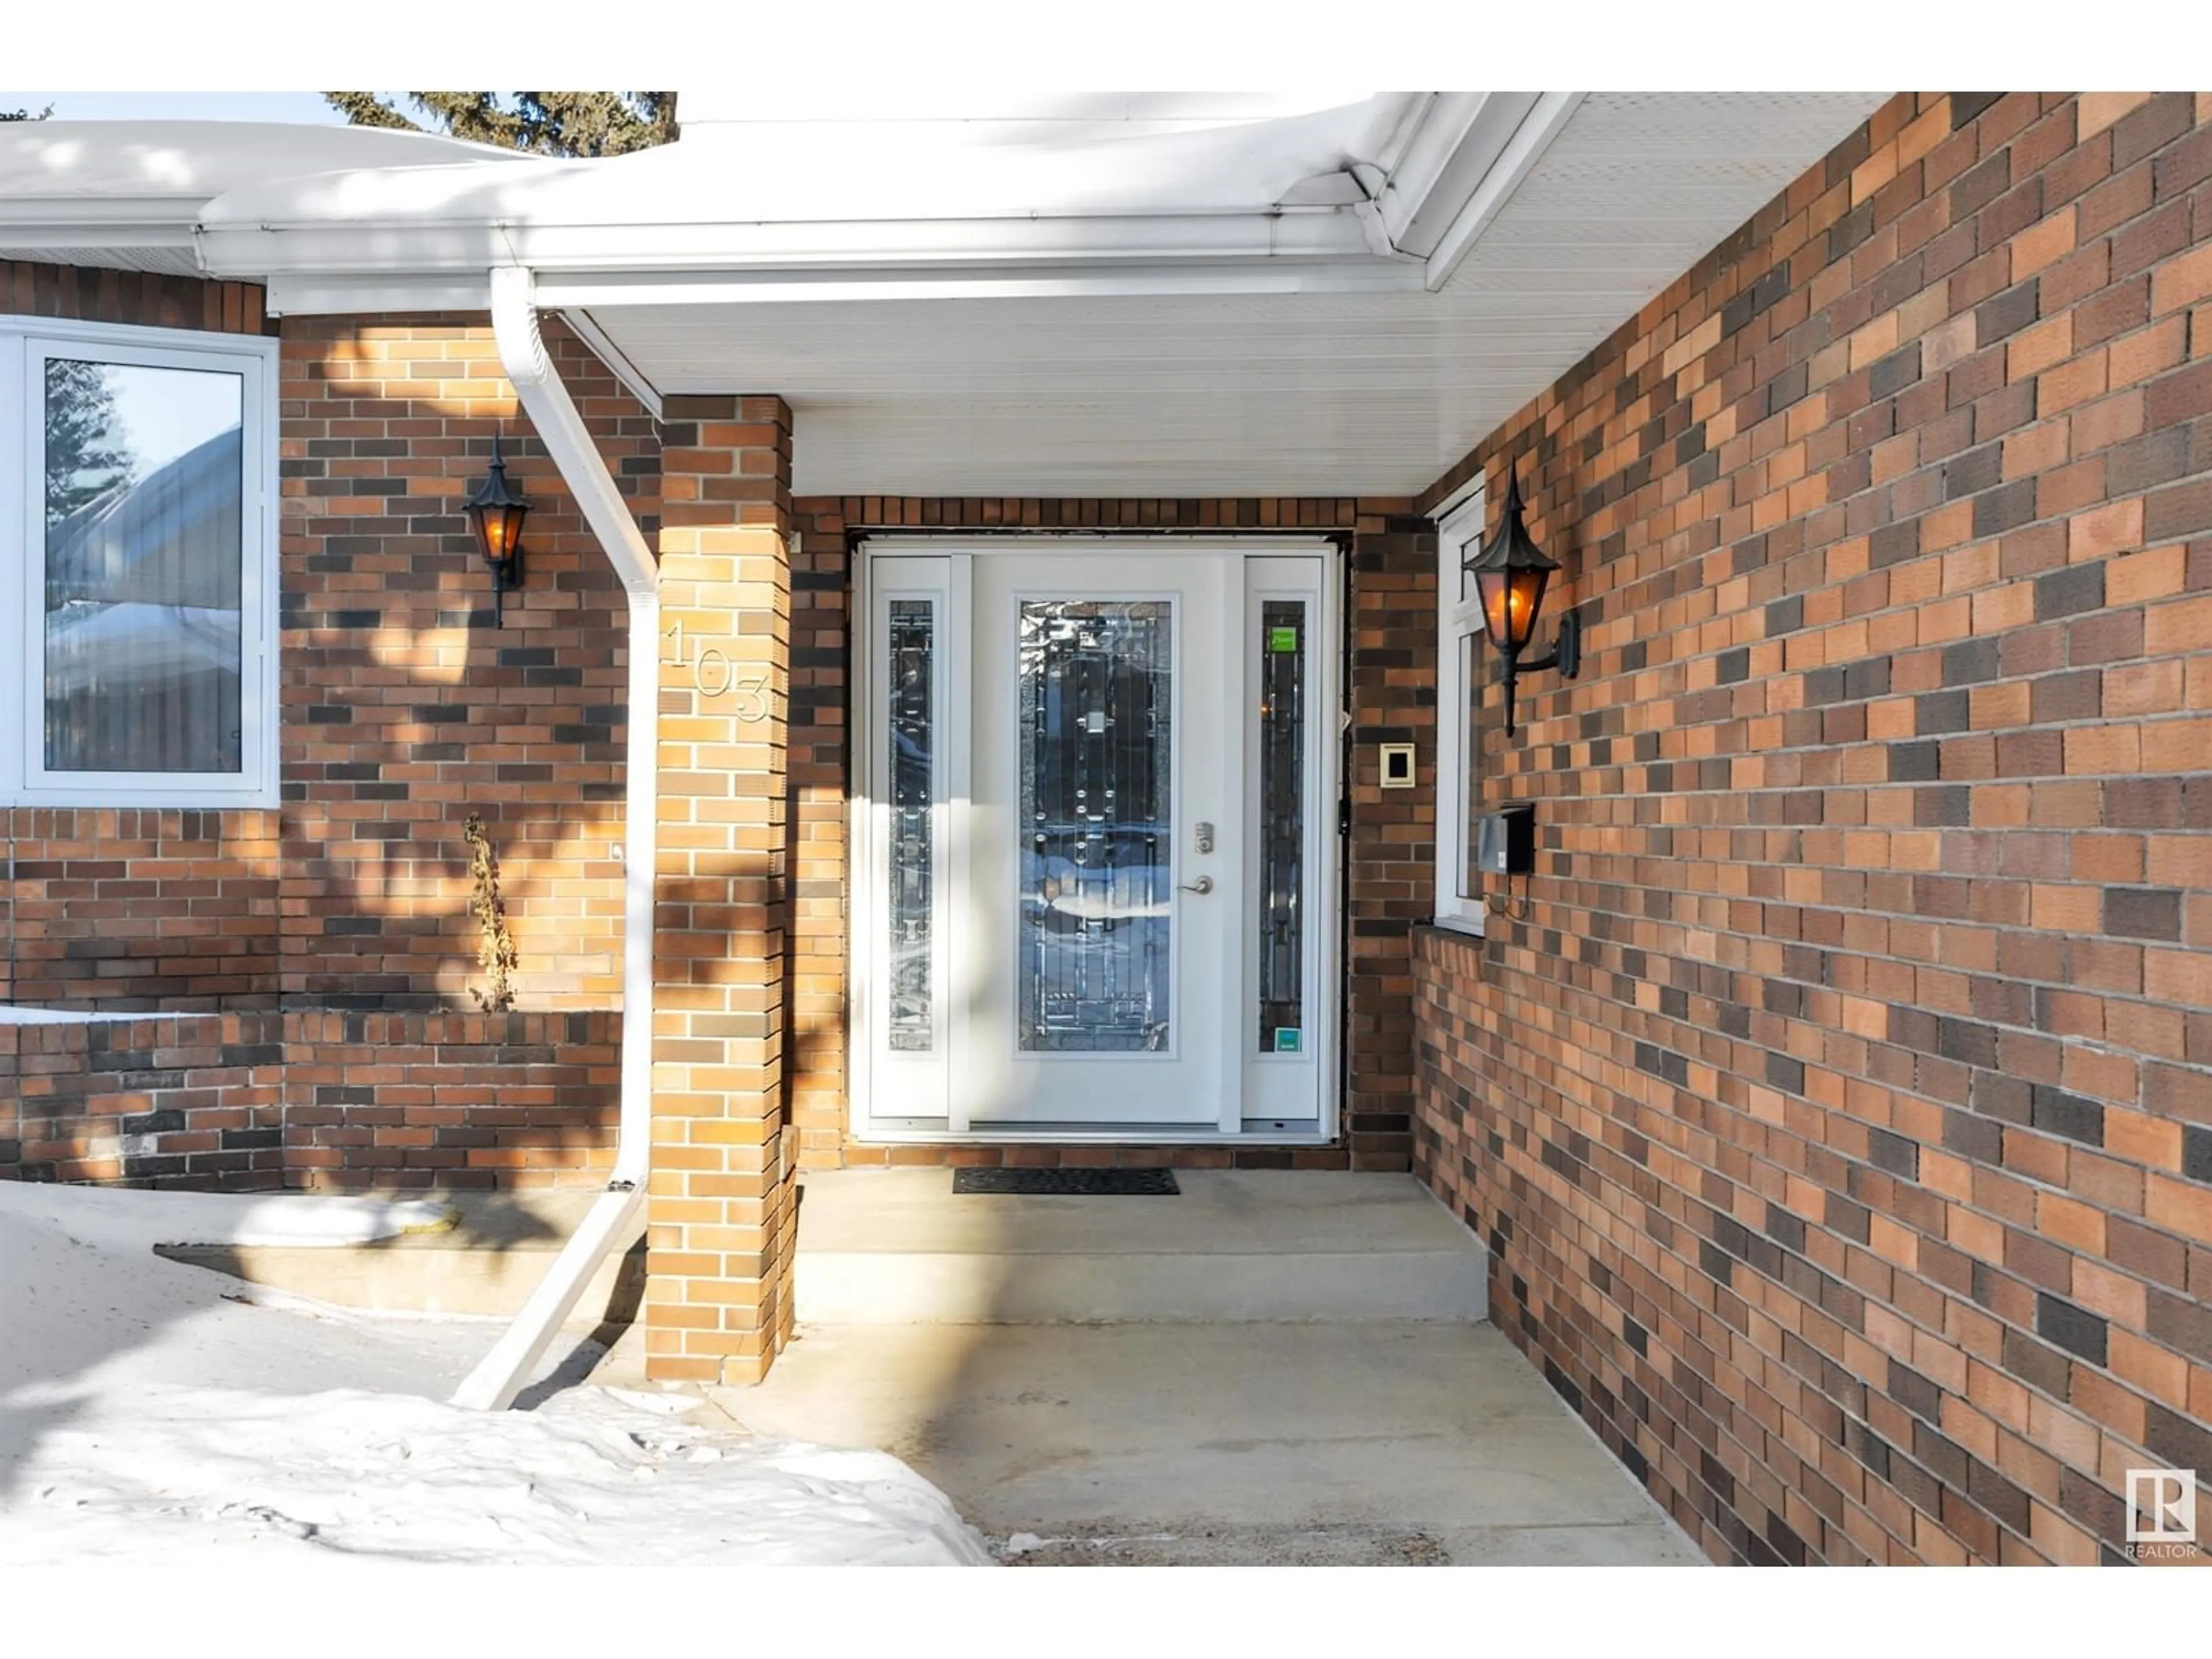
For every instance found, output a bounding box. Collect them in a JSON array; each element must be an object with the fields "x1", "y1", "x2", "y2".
[{"x1": 952, "y1": 1167, "x2": 1180, "y2": 1196}]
